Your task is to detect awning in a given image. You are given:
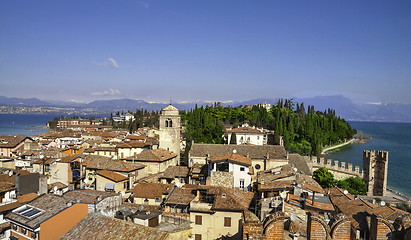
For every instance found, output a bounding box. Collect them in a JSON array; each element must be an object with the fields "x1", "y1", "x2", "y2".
[{"x1": 105, "y1": 183, "x2": 115, "y2": 190}]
